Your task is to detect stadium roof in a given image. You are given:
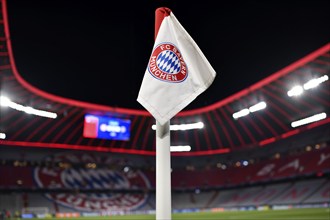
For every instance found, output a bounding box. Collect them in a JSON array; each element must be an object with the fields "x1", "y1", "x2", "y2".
[
  {"x1": 0, "y1": 0, "x2": 329, "y2": 156},
  {"x1": 4, "y1": 0, "x2": 330, "y2": 110}
]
